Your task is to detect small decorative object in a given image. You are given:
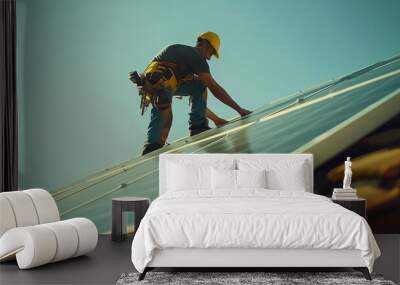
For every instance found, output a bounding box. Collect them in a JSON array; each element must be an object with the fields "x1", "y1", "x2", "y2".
[
  {"x1": 343, "y1": 157, "x2": 352, "y2": 189},
  {"x1": 332, "y1": 157, "x2": 358, "y2": 200}
]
